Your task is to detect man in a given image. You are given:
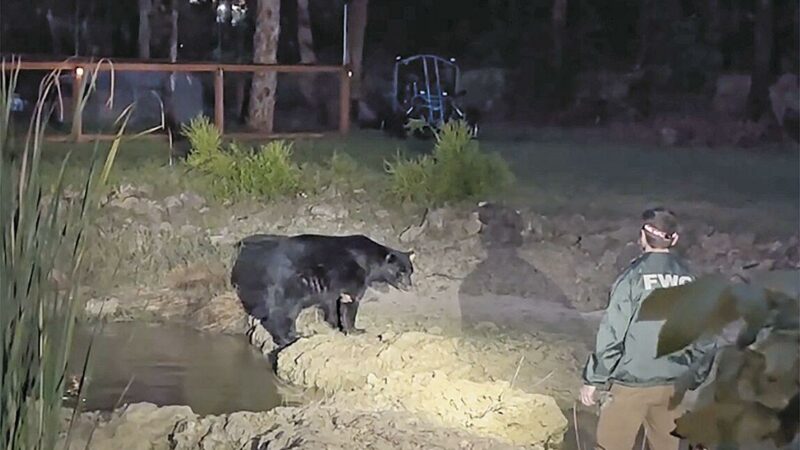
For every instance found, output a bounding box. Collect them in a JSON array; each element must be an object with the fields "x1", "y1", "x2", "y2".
[{"x1": 579, "y1": 207, "x2": 716, "y2": 450}]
